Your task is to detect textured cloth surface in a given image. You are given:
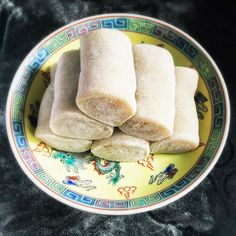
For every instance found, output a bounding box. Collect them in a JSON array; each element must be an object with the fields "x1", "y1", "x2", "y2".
[{"x1": 0, "y1": 0, "x2": 235, "y2": 235}]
